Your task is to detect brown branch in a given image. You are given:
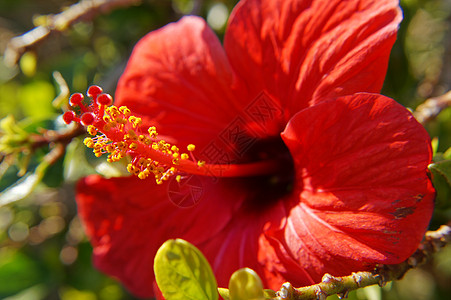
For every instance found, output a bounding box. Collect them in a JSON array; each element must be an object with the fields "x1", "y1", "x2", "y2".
[
  {"x1": 30, "y1": 123, "x2": 86, "y2": 151},
  {"x1": 275, "y1": 224, "x2": 451, "y2": 300},
  {"x1": 413, "y1": 91, "x2": 451, "y2": 125},
  {"x1": 4, "y1": 0, "x2": 141, "y2": 67}
]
